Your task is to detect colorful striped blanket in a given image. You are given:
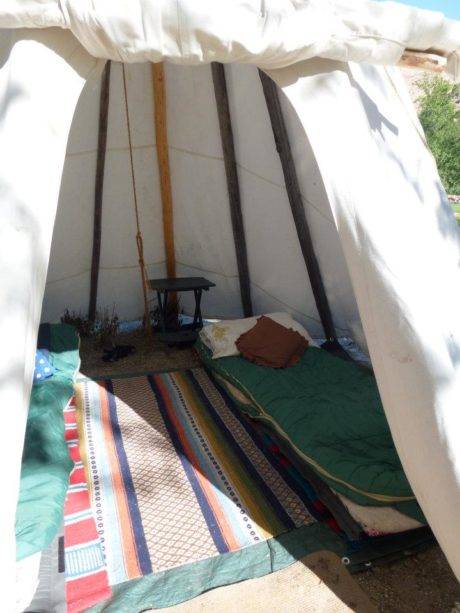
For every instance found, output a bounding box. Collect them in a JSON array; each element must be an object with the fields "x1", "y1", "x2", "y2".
[
  {"x1": 64, "y1": 396, "x2": 111, "y2": 612},
  {"x1": 75, "y1": 368, "x2": 322, "y2": 586}
]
